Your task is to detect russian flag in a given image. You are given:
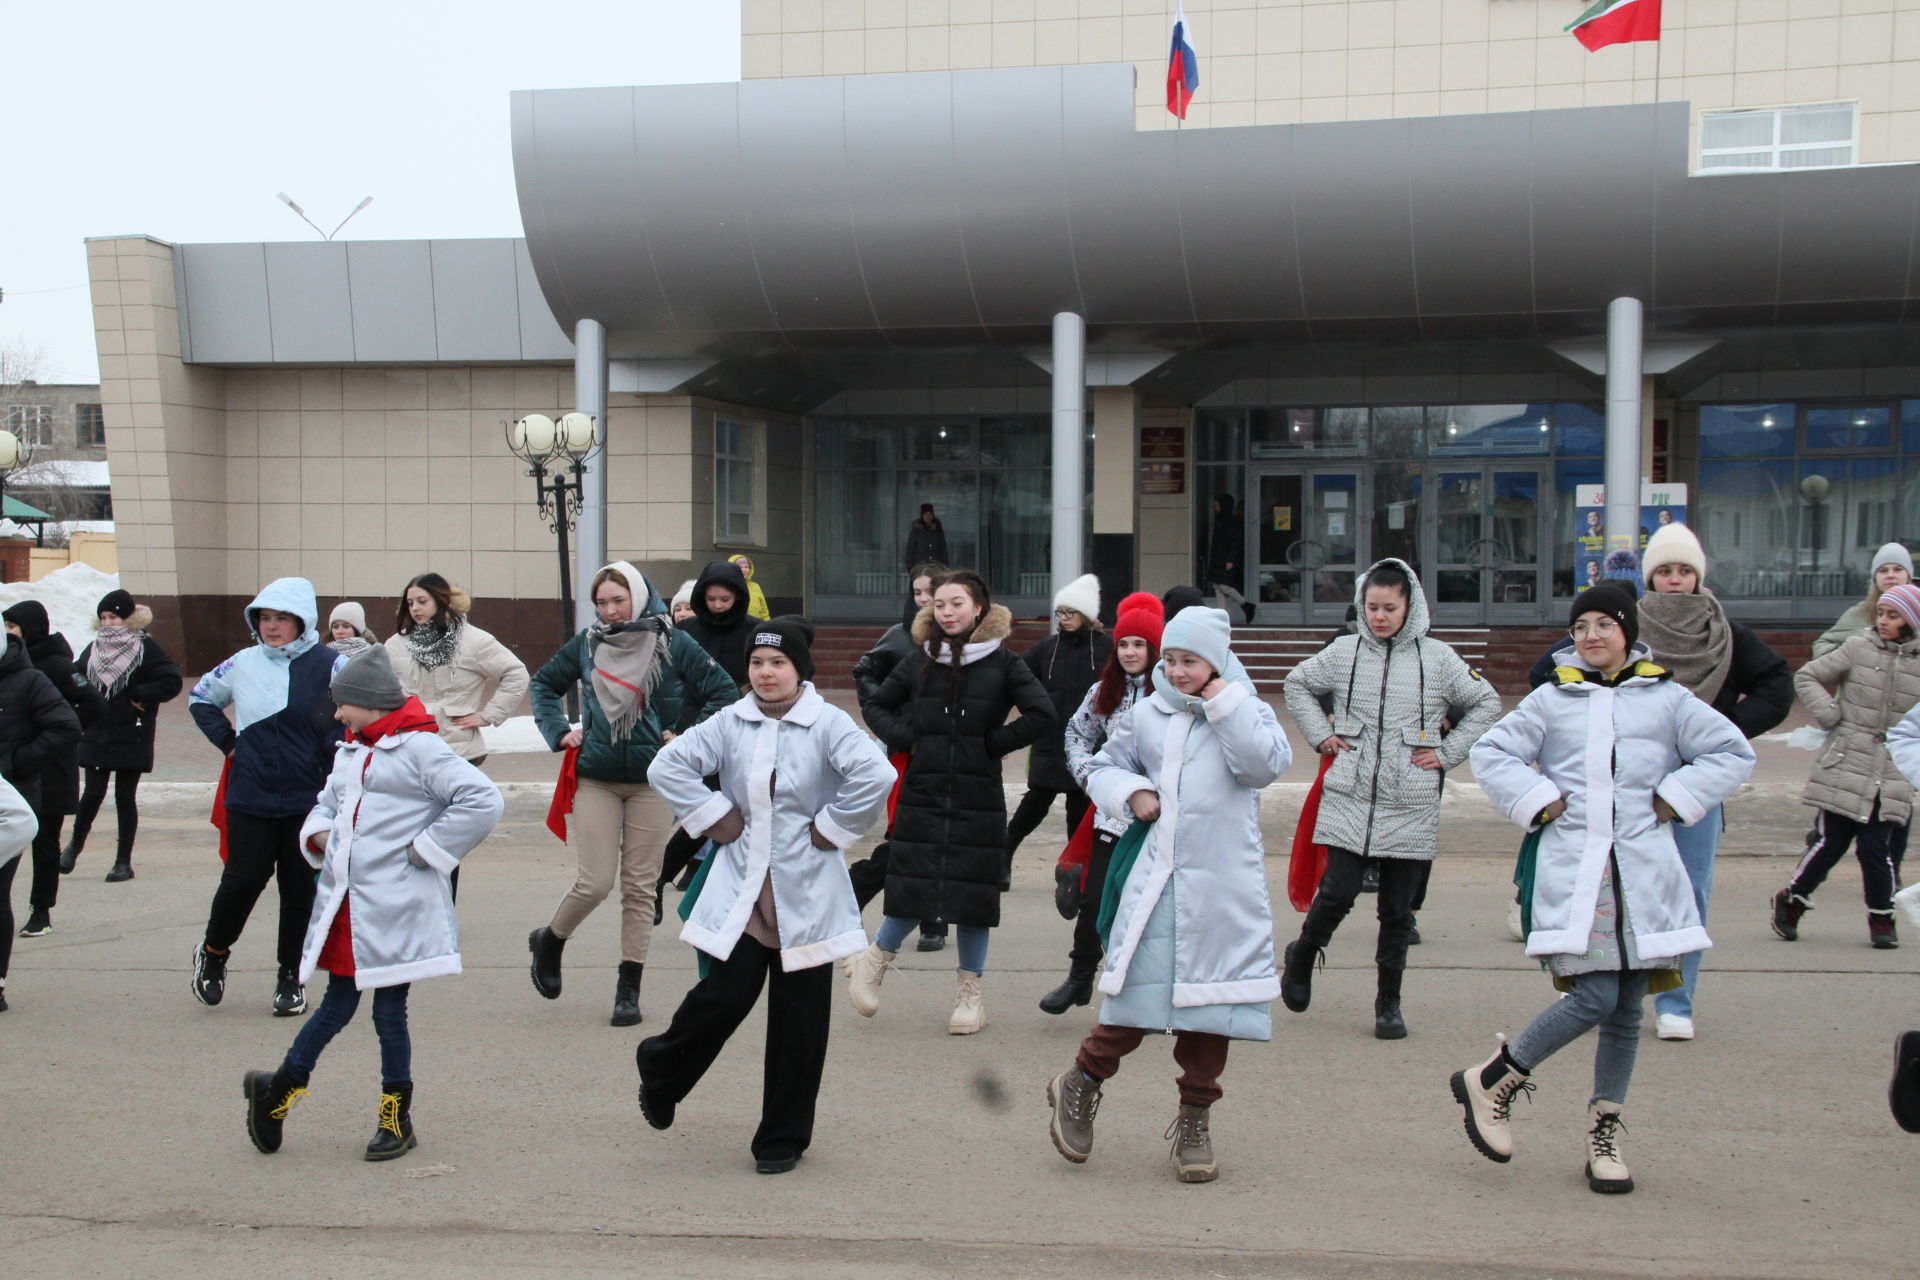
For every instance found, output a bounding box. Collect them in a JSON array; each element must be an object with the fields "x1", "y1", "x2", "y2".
[{"x1": 1166, "y1": 3, "x2": 1199, "y2": 120}]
